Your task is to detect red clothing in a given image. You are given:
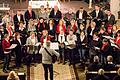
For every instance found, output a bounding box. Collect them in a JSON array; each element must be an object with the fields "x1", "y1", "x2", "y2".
[
  {"x1": 67, "y1": 24, "x2": 77, "y2": 33},
  {"x1": 40, "y1": 36, "x2": 51, "y2": 44},
  {"x1": 115, "y1": 36, "x2": 120, "y2": 47},
  {"x1": 2, "y1": 39, "x2": 10, "y2": 52},
  {"x1": 56, "y1": 24, "x2": 66, "y2": 34}
]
